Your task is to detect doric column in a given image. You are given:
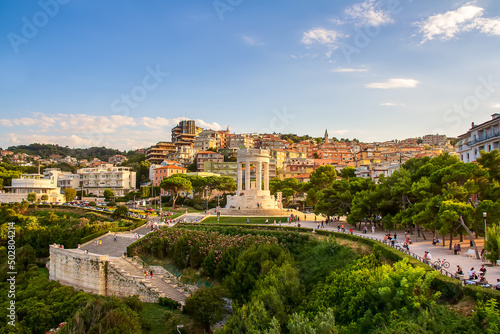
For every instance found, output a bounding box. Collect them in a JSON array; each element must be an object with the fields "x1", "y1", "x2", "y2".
[
  {"x1": 264, "y1": 162, "x2": 270, "y2": 190},
  {"x1": 257, "y1": 161, "x2": 262, "y2": 191},
  {"x1": 237, "y1": 162, "x2": 242, "y2": 191},
  {"x1": 245, "y1": 161, "x2": 250, "y2": 191}
]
